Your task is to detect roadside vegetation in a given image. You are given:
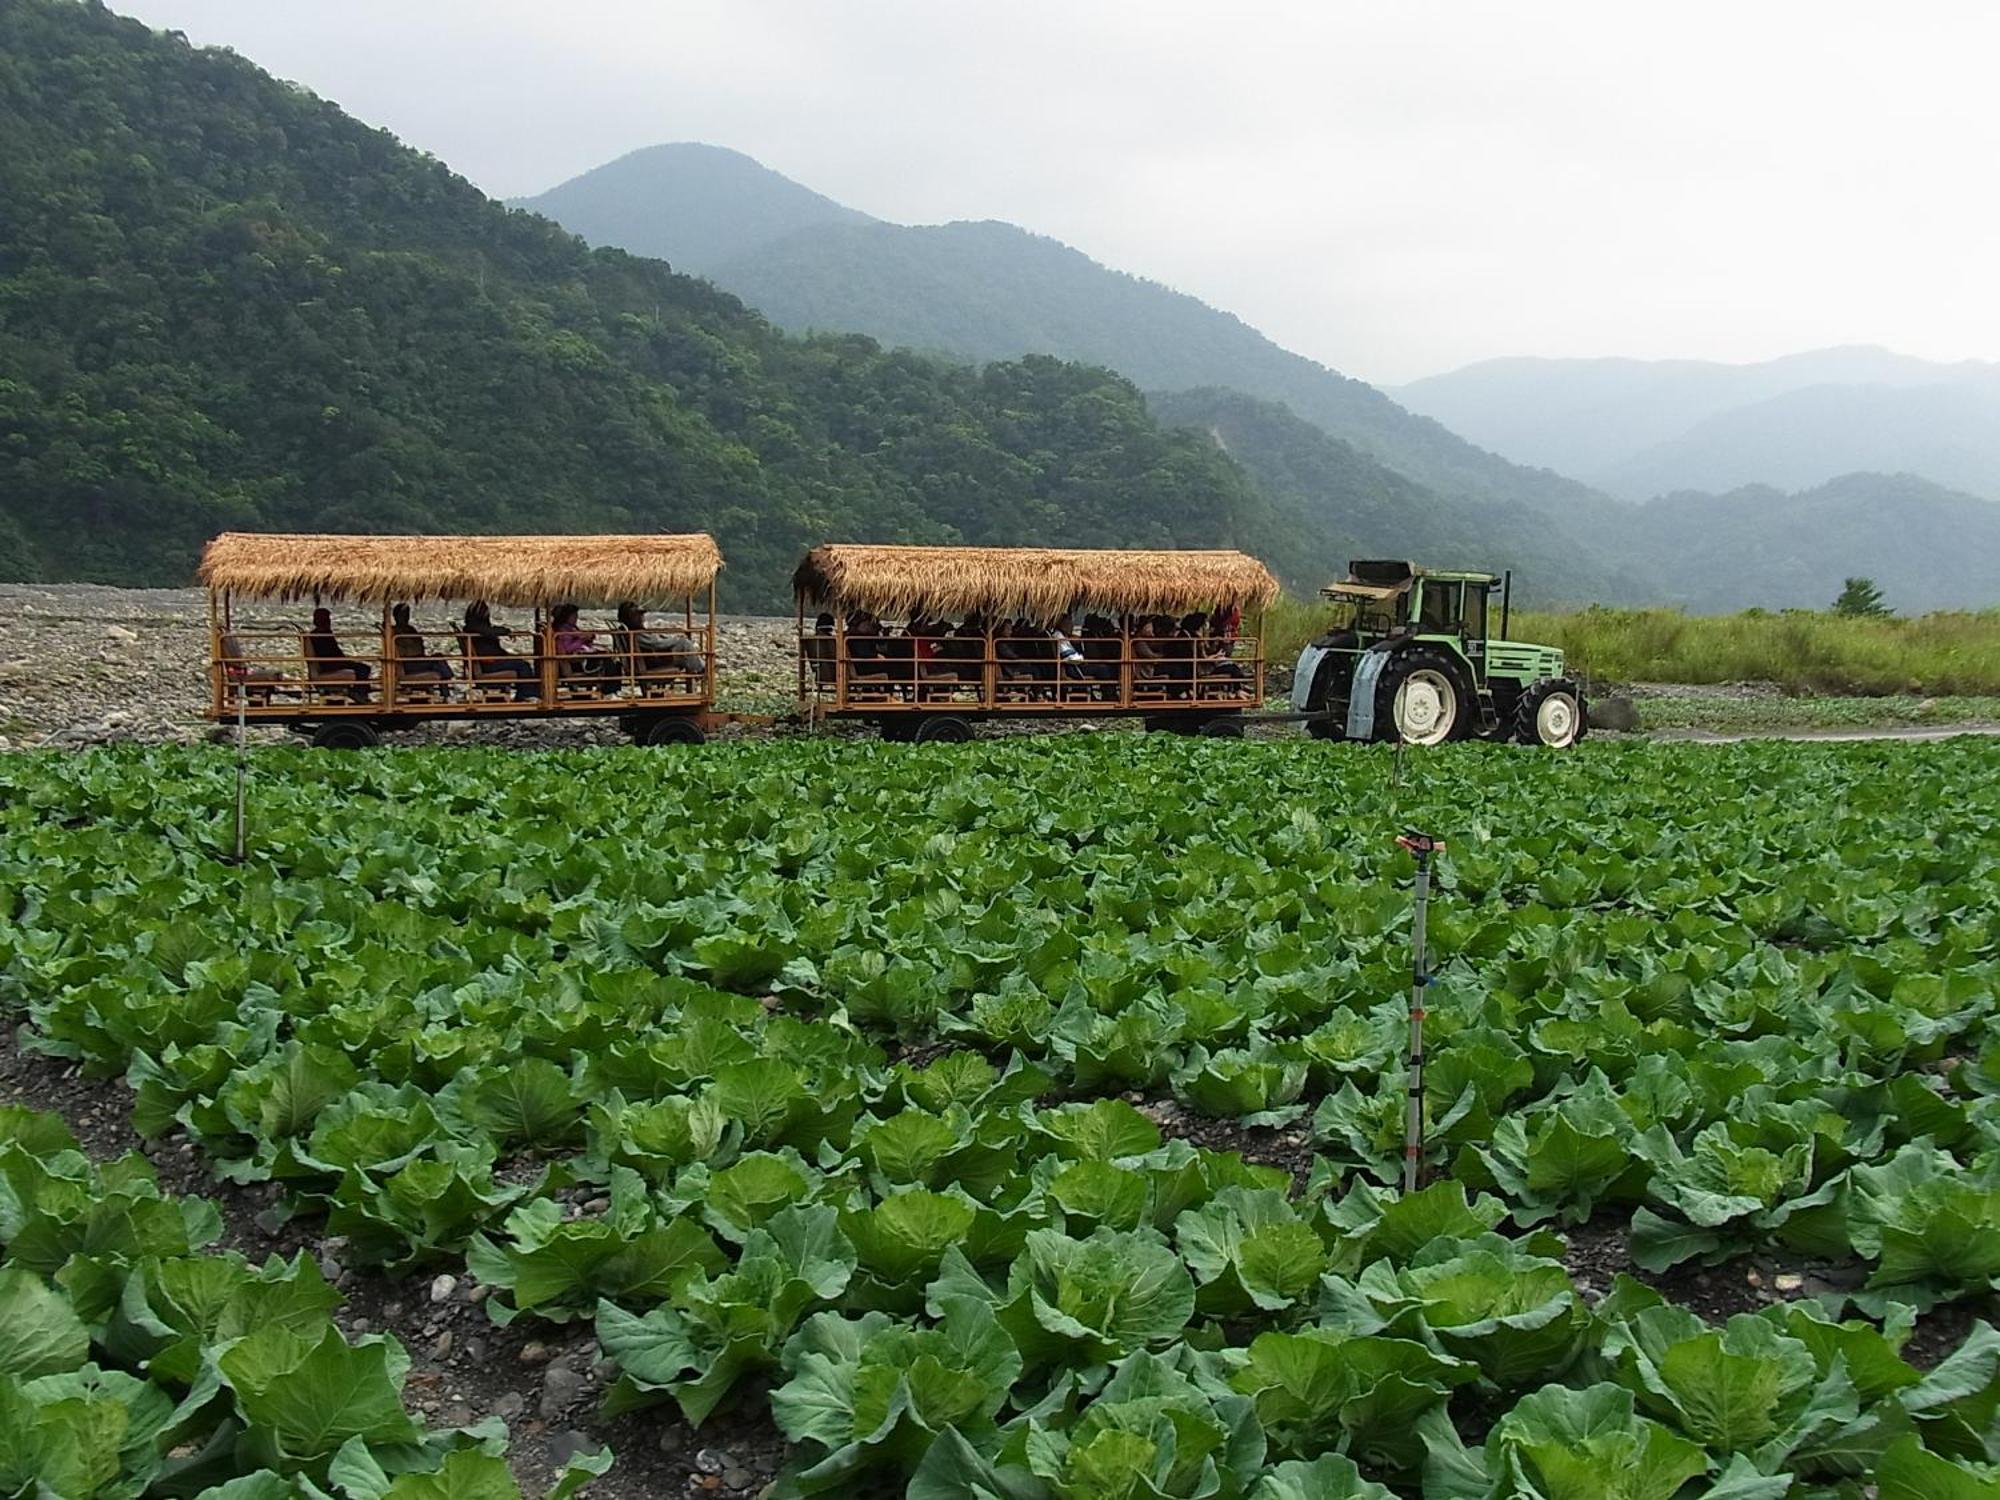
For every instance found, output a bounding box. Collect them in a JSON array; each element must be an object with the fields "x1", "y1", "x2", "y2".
[
  {"x1": 1636, "y1": 692, "x2": 2000, "y2": 733},
  {"x1": 1264, "y1": 597, "x2": 2000, "y2": 696}
]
